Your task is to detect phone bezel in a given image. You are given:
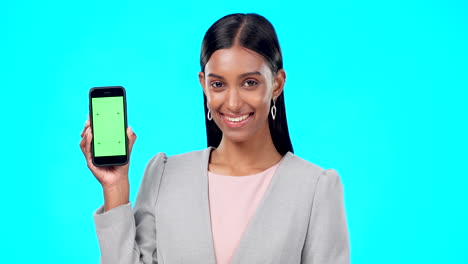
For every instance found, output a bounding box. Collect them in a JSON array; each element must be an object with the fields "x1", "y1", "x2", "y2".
[{"x1": 89, "y1": 86, "x2": 129, "y2": 167}]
